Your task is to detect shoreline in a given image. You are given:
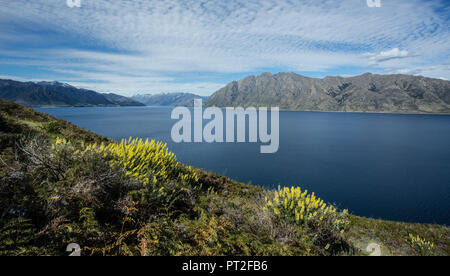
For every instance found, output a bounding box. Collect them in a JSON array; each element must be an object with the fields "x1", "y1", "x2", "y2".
[
  {"x1": 205, "y1": 105, "x2": 450, "y2": 116},
  {"x1": 35, "y1": 104, "x2": 450, "y2": 116}
]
